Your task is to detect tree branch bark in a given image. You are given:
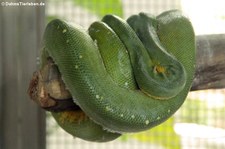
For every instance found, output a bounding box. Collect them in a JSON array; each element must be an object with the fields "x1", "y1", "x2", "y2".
[
  {"x1": 27, "y1": 34, "x2": 225, "y2": 112},
  {"x1": 191, "y1": 34, "x2": 225, "y2": 91}
]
